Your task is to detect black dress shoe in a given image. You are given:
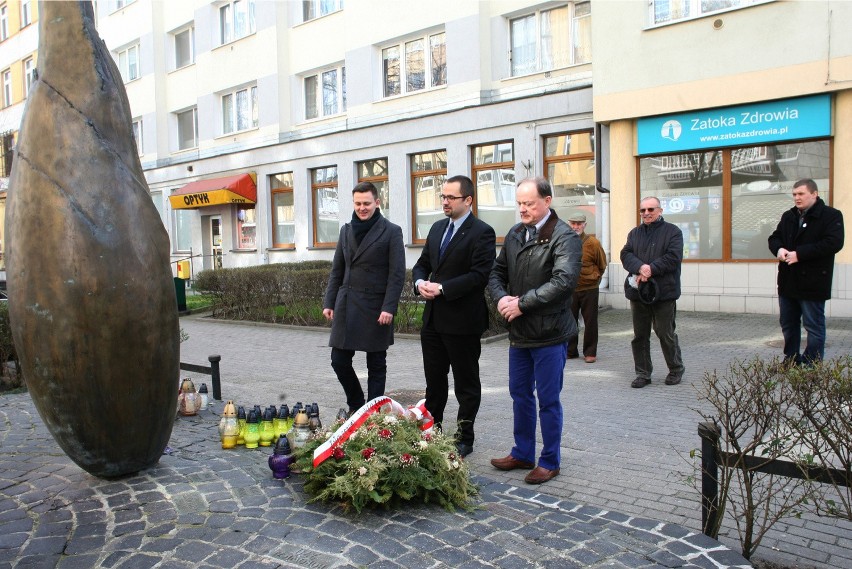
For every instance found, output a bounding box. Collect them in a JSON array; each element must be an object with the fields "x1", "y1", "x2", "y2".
[
  {"x1": 455, "y1": 442, "x2": 473, "y2": 458},
  {"x1": 664, "y1": 373, "x2": 682, "y2": 385},
  {"x1": 631, "y1": 377, "x2": 651, "y2": 388}
]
